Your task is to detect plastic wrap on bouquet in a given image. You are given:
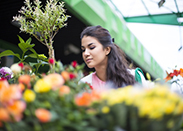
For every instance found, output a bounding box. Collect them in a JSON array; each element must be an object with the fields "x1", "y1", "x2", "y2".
[{"x1": 170, "y1": 75, "x2": 183, "y2": 94}]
